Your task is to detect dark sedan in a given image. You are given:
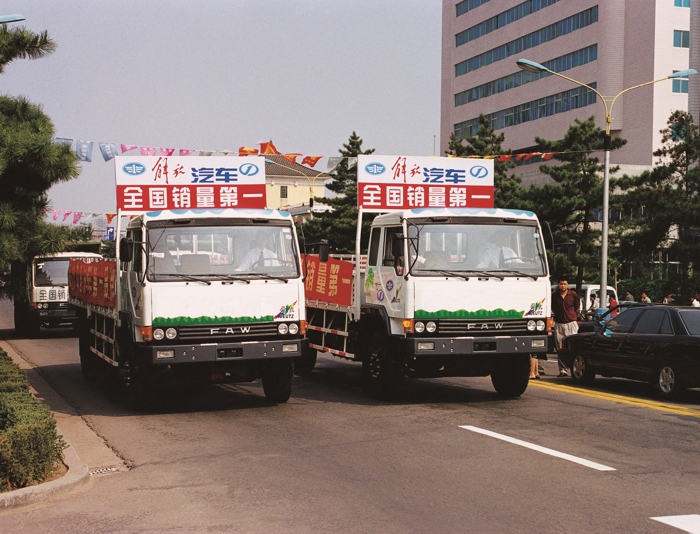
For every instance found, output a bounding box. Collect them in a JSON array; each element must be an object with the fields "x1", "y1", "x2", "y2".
[
  {"x1": 577, "y1": 302, "x2": 652, "y2": 333},
  {"x1": 559, "y1": 306, "x2": 700, "y2": 400}
]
